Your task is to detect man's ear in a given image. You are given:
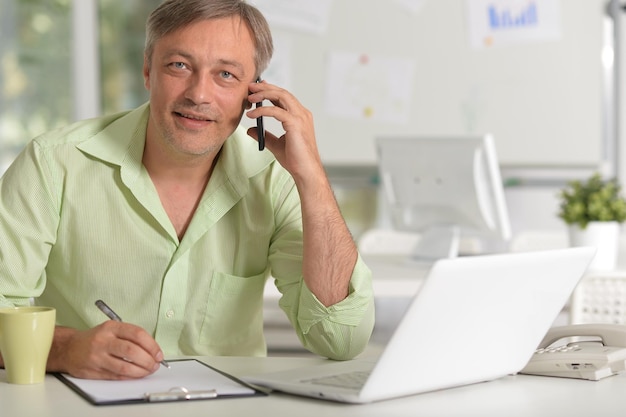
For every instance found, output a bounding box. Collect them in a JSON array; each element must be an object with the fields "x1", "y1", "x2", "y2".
[
  {"x1": 143, "y1": 54, "x2": 151, "y2": 90},
  {"x1": 245, "y1": 97, "x2": 253, "y2": 110}
]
